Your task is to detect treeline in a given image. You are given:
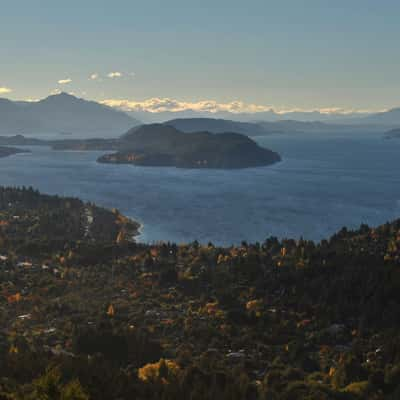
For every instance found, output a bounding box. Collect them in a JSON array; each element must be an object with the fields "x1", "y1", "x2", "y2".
[
  {"x1": 0, "y1": 187, "x2": 399, "y2": 399},
  {"x1": 0, "y1": 186, "x2": 139, "y2": 254}
]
